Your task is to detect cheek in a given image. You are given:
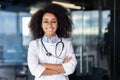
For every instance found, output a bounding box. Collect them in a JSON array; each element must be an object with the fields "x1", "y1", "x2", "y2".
[
  {"x1": 41, "y1": 24, "x2": 46, "y2": 30},
  {"x1": 41, "y1": 23, "x2": 44, "y2": 28},
  {"x1": 54, "y1": 25, "x2": 58, "y2": 30},
  {"x1": 54, "y1": 27, "x2": 58, "y2": 32}
]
